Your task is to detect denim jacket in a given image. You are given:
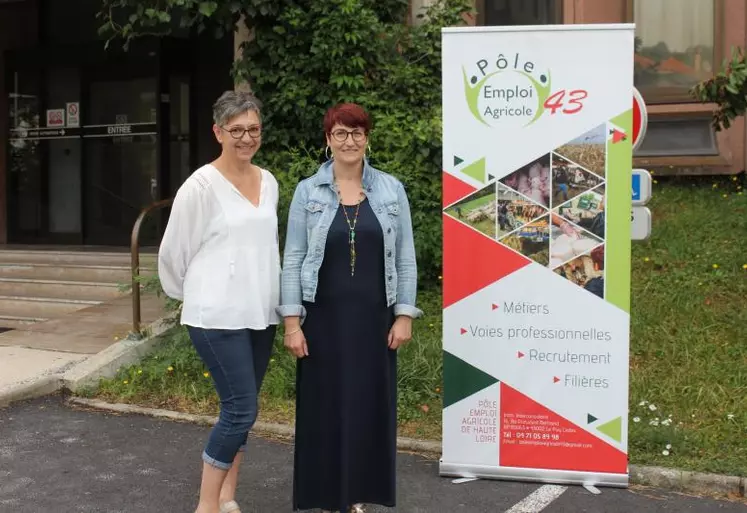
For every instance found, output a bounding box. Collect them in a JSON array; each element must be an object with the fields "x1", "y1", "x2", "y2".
[{"x1": 277, "y1": 158, "x2": 423, "y2": 321}]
